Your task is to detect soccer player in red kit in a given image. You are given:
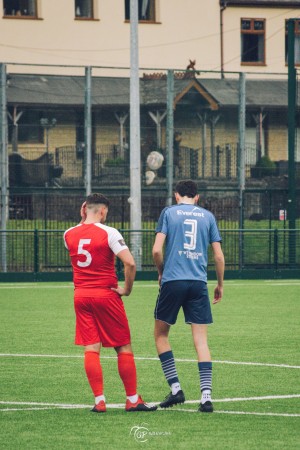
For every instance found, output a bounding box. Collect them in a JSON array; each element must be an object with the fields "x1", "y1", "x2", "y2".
[{"x1": 64, "y1": 193, "x2": 157, "y2": 413}]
